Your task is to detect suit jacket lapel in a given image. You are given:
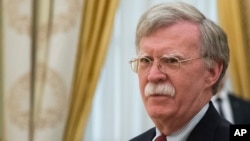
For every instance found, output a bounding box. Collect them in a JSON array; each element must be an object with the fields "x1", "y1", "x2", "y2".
[
  {"x1": 187, "y1": 102, "x2": 230, "y2": 141},
  {"x1": 129, "y1": 127, "x2": 155, "y2": 141}
]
